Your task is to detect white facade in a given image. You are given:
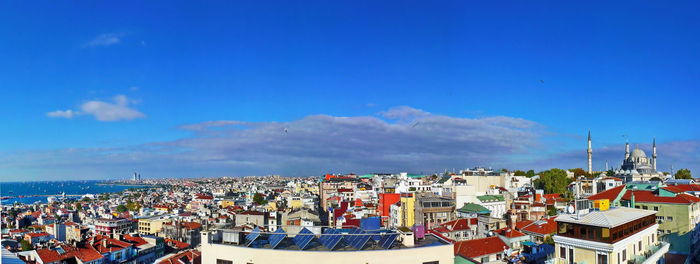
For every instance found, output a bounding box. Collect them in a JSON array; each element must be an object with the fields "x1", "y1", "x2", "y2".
[{"x1": 201, "y1": 233, "x2": 454, "y2": 264}]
